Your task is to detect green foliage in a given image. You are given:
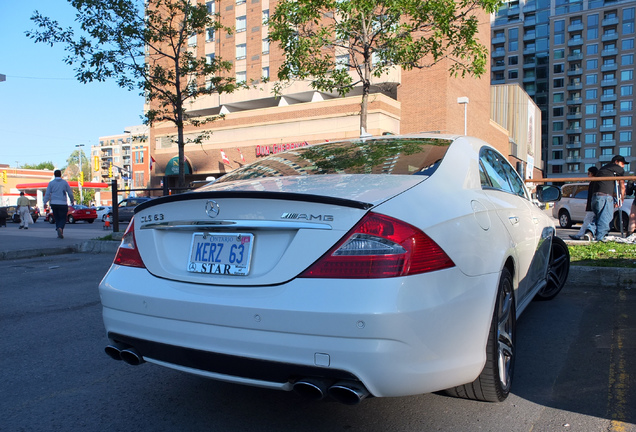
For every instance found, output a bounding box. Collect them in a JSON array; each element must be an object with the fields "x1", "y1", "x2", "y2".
[
  {"x1": 21, "y1": 161, "x2": 55, "y2": 170},
  {"x1": 569, "y1": 241, "x2": 636, "y2": 268},
  {"x1": 27, "y1": 0, "x2": 242, "y2": 188},
  {"x1": 268, "y1": 0, "x2": 502, "y2": 129}
]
